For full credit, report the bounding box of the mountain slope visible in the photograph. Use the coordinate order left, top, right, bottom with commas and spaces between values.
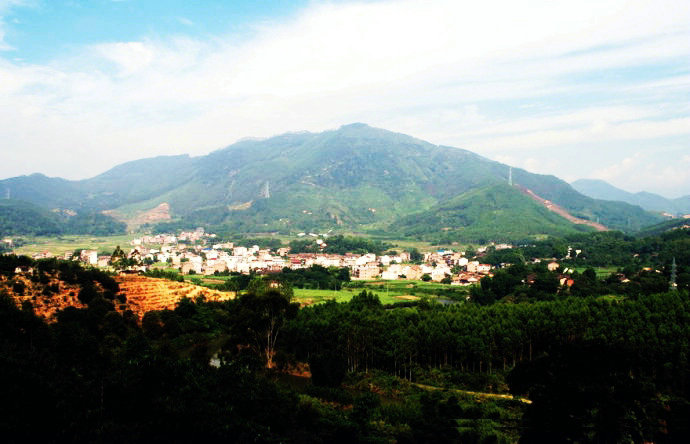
572, 178, 690, 215
393, 183, 594, 242
0, 124, 663, 239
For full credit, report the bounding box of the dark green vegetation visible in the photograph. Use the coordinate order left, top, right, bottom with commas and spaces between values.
288, 235, 394, 255
0, 199, 125, 236
284, 290, 690, 442
1, 124, 661, 241
573, 178, 690, 215
472, 228, 690, 305
521, 228, 690, 269
3, 239, 690, 442
1, 257, 521, 443
636, 217, 690, 237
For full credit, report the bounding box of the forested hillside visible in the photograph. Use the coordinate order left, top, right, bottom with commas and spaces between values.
1, 124, 661, 240
0, 200, 126, 236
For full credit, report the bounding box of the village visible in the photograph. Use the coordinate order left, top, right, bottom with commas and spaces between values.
20, 228, 516, 286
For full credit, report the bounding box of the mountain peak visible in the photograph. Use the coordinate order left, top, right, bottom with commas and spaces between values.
339, 122, 370, 130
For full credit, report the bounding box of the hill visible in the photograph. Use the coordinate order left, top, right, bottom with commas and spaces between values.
0, 124, 662, 240
394, 183, 595, 243
572, 178, 690, 215
0, 255, 232, 321
0, 199, 126, 237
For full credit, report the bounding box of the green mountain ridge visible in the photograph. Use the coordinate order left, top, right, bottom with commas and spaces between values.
0, 123, 662, 240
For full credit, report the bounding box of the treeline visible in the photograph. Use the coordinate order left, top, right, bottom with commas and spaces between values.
0, 199, 126, 236
281, 290, 690, 441
289, 235, 394, 255
516, 228, 690, 268
470, 261, 679, 305
4, 253, 690, 441
282, 292, 690, 378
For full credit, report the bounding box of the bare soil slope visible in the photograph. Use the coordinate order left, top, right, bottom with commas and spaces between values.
114, 275, 234, 318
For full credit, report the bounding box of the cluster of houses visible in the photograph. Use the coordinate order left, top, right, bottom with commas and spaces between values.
6, 228, 532, 284
52, 230, 496, 284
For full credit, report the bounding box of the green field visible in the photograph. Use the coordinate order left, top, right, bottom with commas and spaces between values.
175, 275, 463, 306
13, 234, 140, 257
293, 280, 467, 306
573, 266, 619, 278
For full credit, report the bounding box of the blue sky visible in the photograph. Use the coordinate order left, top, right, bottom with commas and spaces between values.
3, 1, 307, 62
1, 0, 689, 197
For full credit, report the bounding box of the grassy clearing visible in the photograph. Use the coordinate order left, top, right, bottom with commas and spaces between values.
14, 234, 139, 257
573, 266, 618, 278
293, 280, 465, 306
293, 287, 405, 305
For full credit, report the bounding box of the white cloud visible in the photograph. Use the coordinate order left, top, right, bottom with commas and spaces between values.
93, 41, 155, 76
0, 0, 689, 196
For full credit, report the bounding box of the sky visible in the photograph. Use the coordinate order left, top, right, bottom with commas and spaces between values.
0, 0, 689, 198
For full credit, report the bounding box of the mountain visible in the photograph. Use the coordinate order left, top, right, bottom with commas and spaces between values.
572, 179, 690, 215
0, 124, 662, 240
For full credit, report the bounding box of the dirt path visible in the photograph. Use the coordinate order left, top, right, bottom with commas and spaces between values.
516, 186, 608, 231
412, 382, 532, 404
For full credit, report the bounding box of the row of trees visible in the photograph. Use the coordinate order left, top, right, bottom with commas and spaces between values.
280, 290, 690, 441
282, 290, 690, 381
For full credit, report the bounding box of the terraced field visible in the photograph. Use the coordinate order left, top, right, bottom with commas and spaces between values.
2, 273, 235, 322
114, 275, 235, 318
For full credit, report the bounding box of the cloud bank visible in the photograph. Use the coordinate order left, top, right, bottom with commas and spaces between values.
1, 0, 689, 196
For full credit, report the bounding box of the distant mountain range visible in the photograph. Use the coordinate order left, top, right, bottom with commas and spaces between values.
572, 179, 690, 216
0, 123, 663, 242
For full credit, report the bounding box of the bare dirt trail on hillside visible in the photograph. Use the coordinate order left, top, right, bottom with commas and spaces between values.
516, 186, 608, 231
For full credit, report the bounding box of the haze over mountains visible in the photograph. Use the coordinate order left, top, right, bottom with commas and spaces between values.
572, 179, 690, 216
1, 124, 663, 242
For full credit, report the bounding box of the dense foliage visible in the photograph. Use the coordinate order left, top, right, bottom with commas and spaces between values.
273, 265, 351, 290
289, 235, 393, 255
282, 290, 690, 441
2, 276, 516, 443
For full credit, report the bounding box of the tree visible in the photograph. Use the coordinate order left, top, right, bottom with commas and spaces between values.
408, 248, 423, 264
236, 290, 299, 368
